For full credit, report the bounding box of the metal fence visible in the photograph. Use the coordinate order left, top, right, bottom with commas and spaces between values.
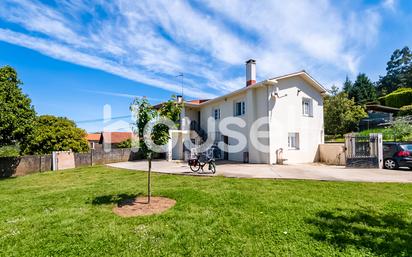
345, 133, 383, 168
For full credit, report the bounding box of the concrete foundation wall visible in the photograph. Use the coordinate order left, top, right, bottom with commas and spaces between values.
55, 151, 75, 170
318, 143, 346, 165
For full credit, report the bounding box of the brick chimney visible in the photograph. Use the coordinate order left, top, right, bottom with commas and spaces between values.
246, 59, 256, 87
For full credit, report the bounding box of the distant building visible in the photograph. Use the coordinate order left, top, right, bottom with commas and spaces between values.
86, 133, 102, 150
359, 105, 400, 131
85, 132, 133, 150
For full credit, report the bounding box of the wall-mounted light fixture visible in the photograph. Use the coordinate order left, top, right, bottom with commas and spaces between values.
271, 87, 287, 98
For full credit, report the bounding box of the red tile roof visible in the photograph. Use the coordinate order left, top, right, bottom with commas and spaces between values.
188, 99, 209, 104
86, 133, 101, 141
102, 132, 133, 144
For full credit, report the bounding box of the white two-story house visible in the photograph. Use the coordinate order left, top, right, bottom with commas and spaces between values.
168, 59, 326, 164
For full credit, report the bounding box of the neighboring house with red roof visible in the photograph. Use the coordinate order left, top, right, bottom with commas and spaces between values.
86, 133, 102, 150
85, 132, 133, 150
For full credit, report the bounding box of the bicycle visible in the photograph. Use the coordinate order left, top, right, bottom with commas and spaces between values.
188, 153, 216, 174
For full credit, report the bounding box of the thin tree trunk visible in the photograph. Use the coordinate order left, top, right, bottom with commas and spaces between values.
147, 156, 152, 204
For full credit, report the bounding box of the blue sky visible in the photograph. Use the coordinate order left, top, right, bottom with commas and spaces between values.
0, 0, 411, 132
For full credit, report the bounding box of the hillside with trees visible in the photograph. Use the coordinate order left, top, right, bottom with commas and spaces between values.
325, 46, 412, 139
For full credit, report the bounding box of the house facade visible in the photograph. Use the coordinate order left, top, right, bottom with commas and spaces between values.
168, 60, 326, 164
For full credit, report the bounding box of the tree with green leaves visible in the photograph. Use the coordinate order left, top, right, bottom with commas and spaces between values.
348, 73, 377, 104
377, 46, 412, 95
24, 115, 89, 155
342, 76, 353, 94
0, 66, 36, 153
130, 96, 181, 203
324, 91, 368, 136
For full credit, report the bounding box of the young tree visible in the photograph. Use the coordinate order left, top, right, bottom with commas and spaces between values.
349, 73, 377, 104
0, 66, 36, 153
324, 91, 368, 136
25, 115, 89, 154
130, 96, 181, 203
377, 46, 412, 95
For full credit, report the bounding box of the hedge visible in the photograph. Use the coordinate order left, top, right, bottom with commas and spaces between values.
398, 104, 412, 116
380, 87, 412, 108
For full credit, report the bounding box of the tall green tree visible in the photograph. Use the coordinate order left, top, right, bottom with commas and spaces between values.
324, 91, 368, 136
377, 46, 412, 95
25, 115, 89, 155
130, 96, 181, 203
0, 66, 36, 153
348, 73, 377, 104
342, 76, 353, 94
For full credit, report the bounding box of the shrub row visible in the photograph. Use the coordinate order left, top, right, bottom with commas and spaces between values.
398, 104, 412, 116
379, 87, 412, 108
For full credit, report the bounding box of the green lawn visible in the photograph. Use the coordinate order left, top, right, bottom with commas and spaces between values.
1, 166, 412, 257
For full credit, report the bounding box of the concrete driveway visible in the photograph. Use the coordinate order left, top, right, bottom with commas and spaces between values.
107, 160, 412, 183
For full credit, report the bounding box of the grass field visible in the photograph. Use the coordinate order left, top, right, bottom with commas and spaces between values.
1, 166, 412, 257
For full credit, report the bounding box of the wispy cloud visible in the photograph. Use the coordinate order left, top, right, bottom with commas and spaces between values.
80, 89, 164, 102
382, 0, 396, 11
0, 0, 384, 95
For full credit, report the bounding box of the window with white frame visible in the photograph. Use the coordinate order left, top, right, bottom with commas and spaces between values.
235, 101, 245, 116
213, 108, 221, 120
288, 133, 300, 149
302, 98, 313, 117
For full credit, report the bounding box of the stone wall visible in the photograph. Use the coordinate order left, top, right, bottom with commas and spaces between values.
0, 155, 52, 177
0, 148, 152, 178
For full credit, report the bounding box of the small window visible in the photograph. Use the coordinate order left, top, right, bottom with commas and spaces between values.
235, 101, 245, 116
213, 108, 221, 120
288, 133, 299, 149
302, 98, 313, 117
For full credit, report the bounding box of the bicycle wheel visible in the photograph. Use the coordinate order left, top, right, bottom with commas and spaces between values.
189, 160, 201, 172
209, 161, 216, 174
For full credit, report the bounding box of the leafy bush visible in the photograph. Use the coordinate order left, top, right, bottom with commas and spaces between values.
380, 88, 412, 108
392, 118, 412, 141
398, 104, 412, 116
117, 139, 131, 148
359, 128, 396, 141
0, 145, 20, 157
360, 118, 412, 141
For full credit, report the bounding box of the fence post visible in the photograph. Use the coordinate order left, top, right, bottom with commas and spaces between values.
91, 149, 93, 166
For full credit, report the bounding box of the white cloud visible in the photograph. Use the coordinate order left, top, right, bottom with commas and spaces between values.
0, 0, 384, 96
80, 89, 164, 102
382, 0, 396, 11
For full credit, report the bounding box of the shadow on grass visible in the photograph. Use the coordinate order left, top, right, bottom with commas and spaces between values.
306, 208, 412, 256
91, 193, 141, 206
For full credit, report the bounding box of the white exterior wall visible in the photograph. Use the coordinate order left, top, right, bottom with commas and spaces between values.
199, 92, 249, 162
182, 76, 323, 164
268, 77, 324, 164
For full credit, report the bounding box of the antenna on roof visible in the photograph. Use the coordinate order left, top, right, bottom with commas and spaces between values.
176, 73, 184, 100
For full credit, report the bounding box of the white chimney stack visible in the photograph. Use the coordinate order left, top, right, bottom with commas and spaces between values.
246, 59, 256, 87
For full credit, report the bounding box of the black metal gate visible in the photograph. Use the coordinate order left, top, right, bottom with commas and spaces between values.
345, 134, 381, 168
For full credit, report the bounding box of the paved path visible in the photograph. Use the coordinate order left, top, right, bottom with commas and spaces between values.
107, 160, 412, 183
